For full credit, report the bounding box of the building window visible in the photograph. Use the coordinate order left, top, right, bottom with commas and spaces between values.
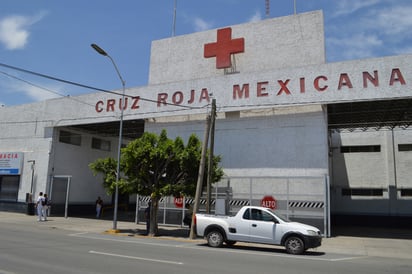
342, 188, 383, 197
59, 130, 81, 146
0, 176, 20, 202
92, 138, 111, 151
340, 145, 381, 153
400, 189, 412, 197
398, 144, 412, 151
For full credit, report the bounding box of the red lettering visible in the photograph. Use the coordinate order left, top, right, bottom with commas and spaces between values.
390, 68, 406, 86
131, 96, 140, 109
0, 153, 18, 159
157, 93, 168, 107
172, 91, 184, 105
119, 98, 127, 111
199, 88, 210, 103
233, 84, 249, 99
95, 101, 104, 113
277, 79, 291, 95
257, 81, 269, 97
314, 76, 328, 91
106, 99, 115, 112
363, 70, 379, 88
300, 77, 306, 93
262, 201, 276, 207
187, 90, 195, 104
338, 73, 353, 90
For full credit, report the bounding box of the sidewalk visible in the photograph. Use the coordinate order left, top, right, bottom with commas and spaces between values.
1, 211, 412, 259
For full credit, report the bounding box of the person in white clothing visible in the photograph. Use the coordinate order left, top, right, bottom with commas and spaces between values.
36, 192, 45, 221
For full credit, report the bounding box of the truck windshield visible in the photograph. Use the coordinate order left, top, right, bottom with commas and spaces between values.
267, 209, 290, 222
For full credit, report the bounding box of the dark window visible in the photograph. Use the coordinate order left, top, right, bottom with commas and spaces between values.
342, 188, 383, 196
398, 144, 412, 151
92, 138, 111, 151
59, 130, 81, 146
340, 145, 380, 153
400, 189, 412, 197
243, 208, 251, 220
0, 176, 20, 201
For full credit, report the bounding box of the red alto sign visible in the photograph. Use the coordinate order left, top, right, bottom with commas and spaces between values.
174, 196, 184, 208
261, 195, 277, 210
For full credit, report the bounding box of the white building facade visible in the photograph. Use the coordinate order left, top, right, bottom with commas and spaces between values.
1, 11, 411, 230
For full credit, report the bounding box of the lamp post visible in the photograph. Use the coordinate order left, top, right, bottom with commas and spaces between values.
27, 160, 35, 196
91, 43, 126, 231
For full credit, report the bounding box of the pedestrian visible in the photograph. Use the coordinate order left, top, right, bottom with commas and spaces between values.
35, 192, 45, 221
42, 193, 49, 221
95, 196, 103, 218
144, 201, 151, 235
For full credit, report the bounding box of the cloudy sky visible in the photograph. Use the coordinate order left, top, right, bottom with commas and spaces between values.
0, 0, 411, 107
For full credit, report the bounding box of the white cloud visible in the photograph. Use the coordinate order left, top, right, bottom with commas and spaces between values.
333, 0, 380, 17
370, 6, 412, 36
23, 84, 61, 101
193, 17, 213, 32
327, 33, 382, 60
0, 12, 47, 50
326, 1, 412, 60
248, 10, 262, 22
1, 74, 62, 103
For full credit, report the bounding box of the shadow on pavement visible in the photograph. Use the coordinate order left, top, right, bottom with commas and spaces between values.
194, 242, 325, 256
331, 225, 412, 240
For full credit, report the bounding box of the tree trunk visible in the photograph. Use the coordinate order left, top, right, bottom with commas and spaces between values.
149, 196, 159, 236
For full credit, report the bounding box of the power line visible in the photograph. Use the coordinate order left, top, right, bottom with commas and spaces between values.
0, 62, 205, 110
0, 70, 96, 108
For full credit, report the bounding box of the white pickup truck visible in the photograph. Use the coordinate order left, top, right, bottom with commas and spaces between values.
195, 206, 322, 254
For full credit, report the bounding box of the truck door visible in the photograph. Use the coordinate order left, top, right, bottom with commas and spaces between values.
247, 208, 278, 244
228, 211, 252, 242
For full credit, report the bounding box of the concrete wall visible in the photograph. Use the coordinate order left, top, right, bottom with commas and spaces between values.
331, 128, 412, 216
0, 114, 52, 202
149, 11, 325, 85
146, 104, 329, 185
0, 123, 115, 205
49, 128, 118, 205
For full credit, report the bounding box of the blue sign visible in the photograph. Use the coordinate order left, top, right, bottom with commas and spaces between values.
0, 152, 23, 175
0, 169, 19, 175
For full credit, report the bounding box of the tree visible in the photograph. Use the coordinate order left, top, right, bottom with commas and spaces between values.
122, 129, 223, 236
89, 129, 223, 236
89, 157, 131, 195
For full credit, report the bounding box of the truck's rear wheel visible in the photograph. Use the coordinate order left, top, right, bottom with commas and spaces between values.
206, 230, 224, 247
285, 236, 305, 255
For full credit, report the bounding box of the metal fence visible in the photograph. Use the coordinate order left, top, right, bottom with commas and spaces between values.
136, 175, 330, 237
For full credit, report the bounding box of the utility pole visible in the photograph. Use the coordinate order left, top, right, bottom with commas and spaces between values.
190, 114, 211, 239
172, 0, 177, 36
206, 99, 216, 213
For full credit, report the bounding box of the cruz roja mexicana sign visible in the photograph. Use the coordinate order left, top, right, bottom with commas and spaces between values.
94, 55, 411, 115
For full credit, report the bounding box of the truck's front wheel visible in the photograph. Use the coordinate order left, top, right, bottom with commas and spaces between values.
285, 236, 305, 255
206, 230, 224, 248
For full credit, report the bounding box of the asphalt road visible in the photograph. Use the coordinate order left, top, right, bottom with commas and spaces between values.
0, 221, 411, 274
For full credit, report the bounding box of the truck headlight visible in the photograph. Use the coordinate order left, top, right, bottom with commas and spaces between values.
306, 230, 319, 236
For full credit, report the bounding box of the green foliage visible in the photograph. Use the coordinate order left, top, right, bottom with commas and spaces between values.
89, 128, 223, 236
89, 157, 132, 195
122, 129, 223, 198
89, 129, 223, 200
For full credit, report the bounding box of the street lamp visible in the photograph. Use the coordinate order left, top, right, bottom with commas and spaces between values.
27, 160, 35, 196
91, 43, 126, 231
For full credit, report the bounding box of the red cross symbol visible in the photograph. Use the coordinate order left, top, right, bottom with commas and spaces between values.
204, 27, 245, 69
